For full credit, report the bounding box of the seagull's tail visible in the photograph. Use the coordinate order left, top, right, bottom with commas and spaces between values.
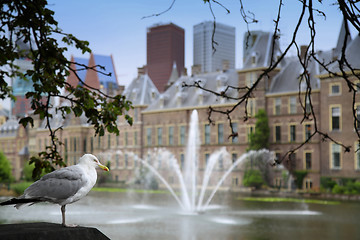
0, 197, 42, 209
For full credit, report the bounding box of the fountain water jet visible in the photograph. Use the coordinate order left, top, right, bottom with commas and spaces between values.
132, 110, 275, 213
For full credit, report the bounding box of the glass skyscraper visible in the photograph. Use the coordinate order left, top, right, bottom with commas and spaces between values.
193, 21, 235, 73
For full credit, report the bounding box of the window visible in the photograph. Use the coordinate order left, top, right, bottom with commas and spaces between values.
251, 56, 256, 65
355, 142, 360, 170
330, 83, 341, 95
157, 127, 163, 145
356, 105, 360, 130
274, 178, 282, 188
218, 155, 224, 169
146, 128, 152, 146
331, 143, 341, 169
247, 98, 256, 116
134, 131, 138, 145
168, 126, 174, 145
275, 98, 281, 115
205, 153, 210, 167
289, 153, 297, 170
305, 95, 311, 114
275, 125, 281, 142
218, 123, 224, 144
246, 73, 256, 87
180, 153, 185, 169
115, 154, 119, 169
305, 179, 313, 190
247, 125, 255, 143
124, 154, 128, 168
305, 152, 312, 170
73, 137, 77, 152
289, 96, 297, 114
232, 177, 239, 186
331, 106, 341, 131
83, 138, 87, 152
305, 124, 312, 141
290, 124, 296, 142
134, 108, 138, 122
274, 152, 282, 168
232, 153, 238, 168
204, 124, 211, 144
64, 138, 68, 164
355, 80, 360, 92
180, 126, 186, 145
125, 132, 128, 146
231, 123, 238, 143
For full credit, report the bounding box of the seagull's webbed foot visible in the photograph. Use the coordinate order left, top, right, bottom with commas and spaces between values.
62, 223, 78, 228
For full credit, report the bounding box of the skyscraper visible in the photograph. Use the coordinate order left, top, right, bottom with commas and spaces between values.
193, 21, 235, 73
147, 23, 185, 92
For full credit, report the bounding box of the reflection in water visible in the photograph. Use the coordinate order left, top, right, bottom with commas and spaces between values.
1, 192, 360, 240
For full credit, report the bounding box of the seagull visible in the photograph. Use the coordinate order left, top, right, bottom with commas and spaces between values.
0, 154, 109, 227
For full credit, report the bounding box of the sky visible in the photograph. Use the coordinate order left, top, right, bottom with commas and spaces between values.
47, 0, 348, 87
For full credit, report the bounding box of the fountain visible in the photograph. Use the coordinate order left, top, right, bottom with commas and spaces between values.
132, 110, 275, 213
1, 110, 332, 239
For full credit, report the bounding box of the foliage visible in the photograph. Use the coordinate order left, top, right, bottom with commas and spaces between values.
11, 181, 32, 195
145, 176, 159, 190
248, 109, 270, 151
0, 152, 13, 183
92, 187, 169, 194
331, 179, 360, 195
243, 150, 273, 187
243, 169, 264, 189
23, 162, 45, 181
238, 197, 340, 205
293, 170, 308, 189
1, 0, 133, 178
320, 177, 337, 192
132, 166, 159, 190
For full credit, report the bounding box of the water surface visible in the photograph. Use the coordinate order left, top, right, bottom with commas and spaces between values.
1, 191, 359, 240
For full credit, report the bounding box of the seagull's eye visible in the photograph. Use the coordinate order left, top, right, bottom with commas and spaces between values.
93, 159, 97, 163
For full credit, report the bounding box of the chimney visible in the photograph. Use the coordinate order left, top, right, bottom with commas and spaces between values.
137, 65, 147, 77
222, 60, 230, 72
191, 65, 202, 75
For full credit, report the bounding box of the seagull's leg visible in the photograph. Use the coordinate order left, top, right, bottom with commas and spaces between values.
61, 205, 66, 227
61, 204, 77, 227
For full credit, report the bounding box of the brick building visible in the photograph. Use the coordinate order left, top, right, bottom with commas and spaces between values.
6, 23, 360, 191
0, 118, 28, 180
147, 23, 185, 92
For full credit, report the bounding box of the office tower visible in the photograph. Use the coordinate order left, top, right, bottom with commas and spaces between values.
193, 21, 235, 73
147, 23, 185, 92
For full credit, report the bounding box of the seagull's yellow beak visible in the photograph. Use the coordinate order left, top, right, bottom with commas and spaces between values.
98, 163, 109, 171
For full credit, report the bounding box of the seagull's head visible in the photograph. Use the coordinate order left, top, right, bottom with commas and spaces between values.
80, 154, 109, 171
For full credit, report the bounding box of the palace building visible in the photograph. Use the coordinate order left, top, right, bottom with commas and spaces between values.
3, 23, 360, 192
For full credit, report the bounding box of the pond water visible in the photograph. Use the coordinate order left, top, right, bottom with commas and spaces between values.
1, 191, 360, 240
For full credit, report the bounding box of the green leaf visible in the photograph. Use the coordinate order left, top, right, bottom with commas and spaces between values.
19, 117, 34, 128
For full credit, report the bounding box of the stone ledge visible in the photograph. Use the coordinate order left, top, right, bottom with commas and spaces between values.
0, 222, 110, 240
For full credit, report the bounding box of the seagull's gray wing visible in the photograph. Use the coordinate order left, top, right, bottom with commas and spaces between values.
24, 165, 86, 203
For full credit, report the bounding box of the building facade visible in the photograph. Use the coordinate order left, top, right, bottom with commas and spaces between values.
147, 23, 185, 92
4, 23, 360, 191
193, 21, 235, 73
